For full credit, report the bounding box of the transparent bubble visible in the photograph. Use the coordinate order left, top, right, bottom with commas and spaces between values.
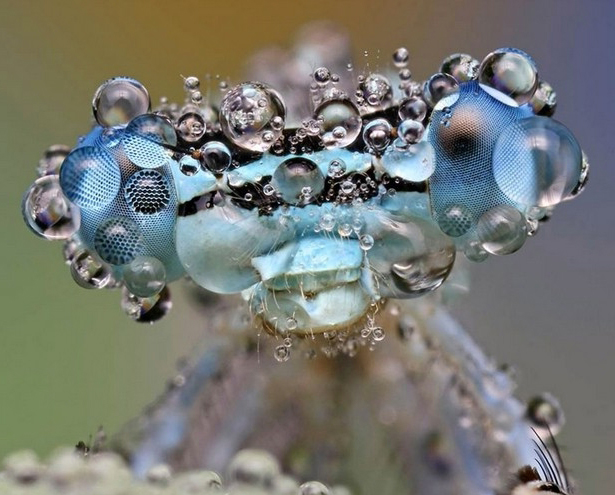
440, 53, 480, 82
478, 48, 538, 104
372, 327, 385, 341
526, 392, 565, 436
22, 175, 80, 240
492, 116, 582, 207
381, 141, 435, 182
438, 203, 474, 237
359, 234, 374, 250
463, 241, 489, 262
179, 156, 199, 176
423, 73, 459, 107
274, 345, 291, 362
263, 183, 276, 196
123, 114, 177, 169
476, 205, 527, 255
398, 97, 427, 122
219, 82, 286, 152
123, 256, 166, 298
530, 80, 557, 116
176, 112, 206, 143
398, 119, 425, 145
390, 248, 455, 296
313, 67, 331, 85
121, 286, 172, 323
315, 98, 361, 149
228, 449, 280, 486
319, 213, 335, 231
358, 73, 393, 110
300, 481, 330, 495
272, 157, 325, 204
392, 47, 409, 67
183, 76, 200, 91
92, 77, 150, 127
200, 141, 232, 174
70, 250, 113, 289
568, 150, 589, 199
37, 144, 70, 177
362, 118, 392, 154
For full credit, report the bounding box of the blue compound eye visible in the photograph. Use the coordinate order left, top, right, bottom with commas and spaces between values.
124, 170, 171, 214
59, 146, 121, 210
94, 217, 145, 266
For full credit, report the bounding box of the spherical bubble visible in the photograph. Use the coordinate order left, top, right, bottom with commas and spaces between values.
476, 205, 527, 255
359, 234, 374, 250
423, 73, 459, 107
70, 250, 113, 289
438, 203, 474, 237
200, 141, 232, 174
219, 82, 286, 152
300, 482, 330, 495
525, 392, 565, 436
121, 286, 171, 323
530, 80, 557, 117
313, 67, 331, 85
59, 146, 121, 210
478, 48, 538, 104
176, 112, 206, 144
440, 53, 480, 82
272, 157, 325, 204
381, 141, 435, 182
179, 156, 199, 176
274, 345, 291, 362
398, 119, 425, 145
123, 256, 166, 297
398, 97, 427, 122
122, 114, 177, 169
94, 217, 144, 266
183, 76, 200, 92
315, 97, 362, 149
227, 449, 280, 487
362, 118, 392, 154
327, 159, 346, 178
358, 73, 393, 110
492, 116, 582, 207
37, 144, 71, 177
92, 77, 150, 127
22, 175, 80, 240
392, 47, 410, 67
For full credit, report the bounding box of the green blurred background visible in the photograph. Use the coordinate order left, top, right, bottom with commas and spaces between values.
1, 0, 613, 492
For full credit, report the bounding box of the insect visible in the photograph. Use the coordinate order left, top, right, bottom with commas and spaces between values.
23, 46, 587, 355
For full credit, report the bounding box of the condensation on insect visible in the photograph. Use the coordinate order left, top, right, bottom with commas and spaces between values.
23, 46, 587, 359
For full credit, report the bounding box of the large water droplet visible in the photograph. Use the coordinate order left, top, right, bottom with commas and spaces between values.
440, 53, 479, 82
70, 250, 113, 289
358, 73, 393, 110
526, 392, 565, 436
219, 82, 286, 152
22, 175, 80, 240
121, 286, 172, 323
227, 449, 280, 487
200, 141, 232, 174
362, 118, 392, 154
123, 256, 166, 298
476, 205, 527, 255
314, 98, 361, 149
478, 48, 538, 104
272, 157, 324, 204
423, 73, 459, 107
92, 77, 150, 127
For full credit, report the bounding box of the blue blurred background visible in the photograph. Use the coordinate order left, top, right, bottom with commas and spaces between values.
0, 0, 613, 492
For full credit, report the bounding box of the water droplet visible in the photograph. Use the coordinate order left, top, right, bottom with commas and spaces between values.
440, 53, 479, 82
423, 73, 459, 107
478, 48, 538, 104
176, 112, 206, 143
398, 119, 425, 145
70, 250, 112, 289
200, 141, 232, 174
327, 159, 346, 178
300, 481, 330, 495
358, 73, 393, 110
493, 116, 582, 207
121, 286, 171, 323
359, 234, 374, 250
93, 77, 150, 127
219, 82, 286, 152
179, 155, 199, 176
37, 144, 71, 177
398, 97, 427, 122
263, 183, 276, 196
363, 118, 392, 154
392, 47, 409, 67
530, 80, 557, 116
372, 326, 385, 341
438, 204, 474, 237
319, 213, 335, 232
476, 205, 527, 255
526, 392, 565, 436
314, 67, 331, 85
228, 449, 281, 486
183, 76, 200, 91
340, 180, 355, 195
190, 90, 203, 104
123, 256, 166, 298
315, 98, 361, 149
272, 157, 324, 204
22, 175, 80, 240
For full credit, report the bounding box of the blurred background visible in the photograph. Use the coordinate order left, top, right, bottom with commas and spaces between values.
0, 0, 613, 492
